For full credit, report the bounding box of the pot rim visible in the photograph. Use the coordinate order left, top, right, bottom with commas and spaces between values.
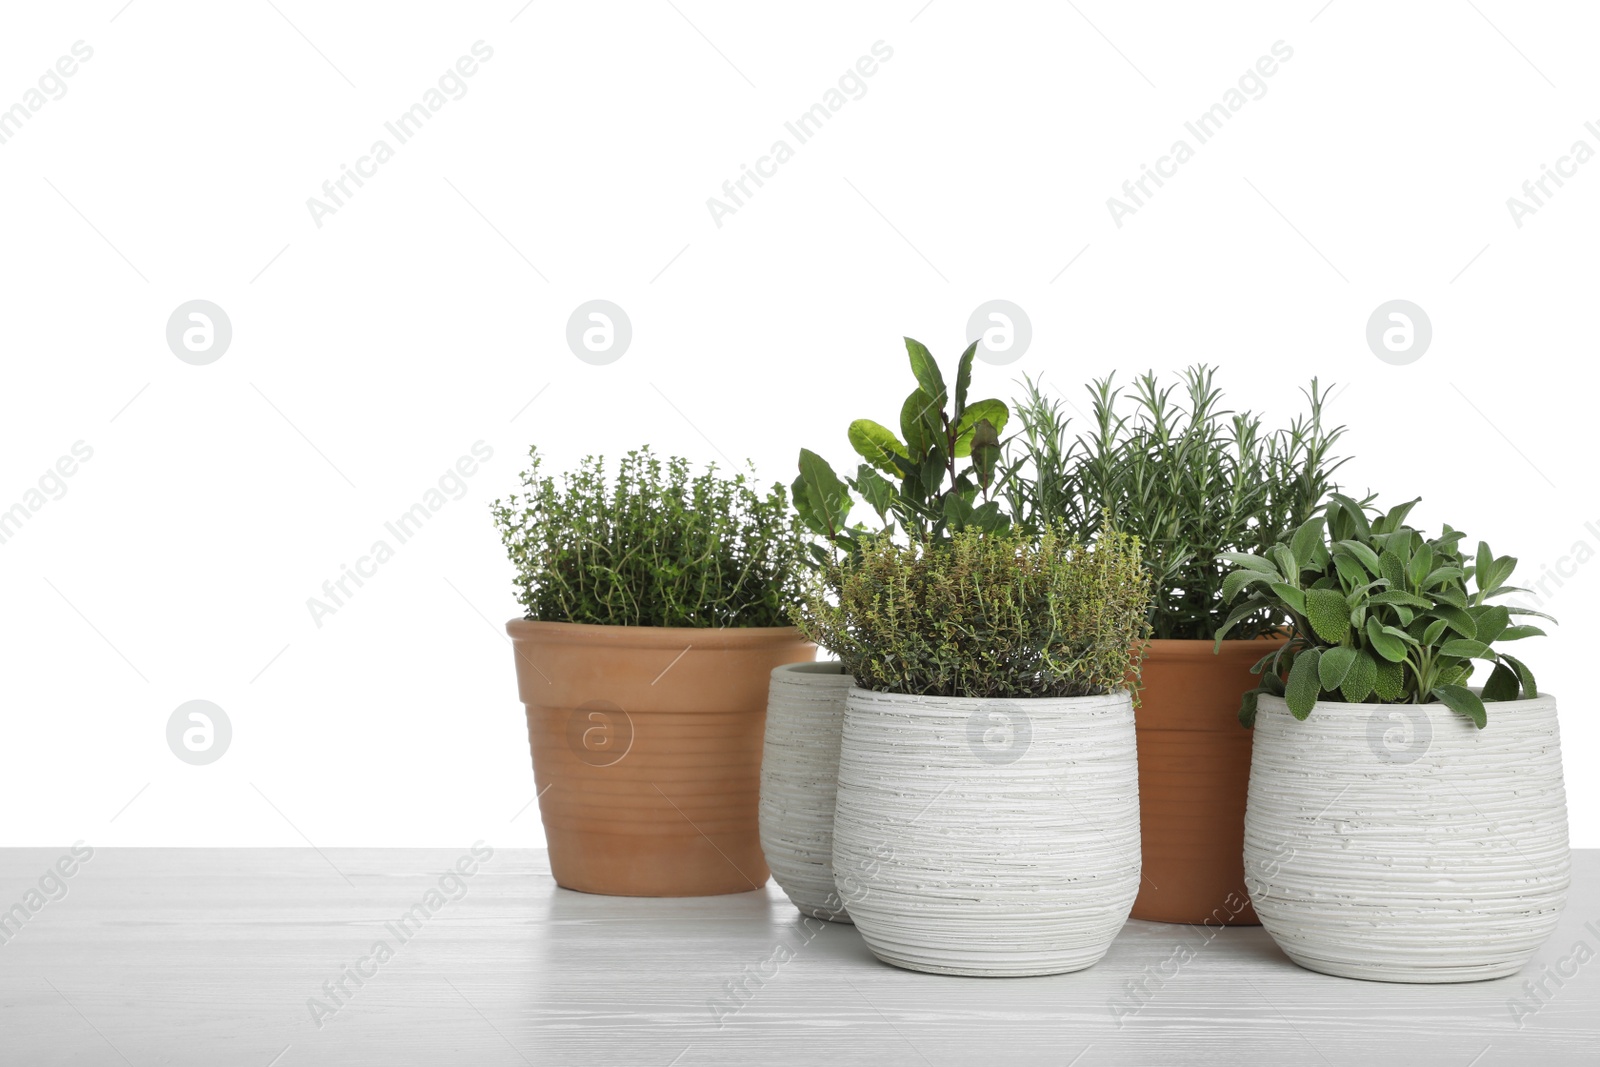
1256, 689, 1558, 713
772, 660, 853, 679
505, 617, 810, 649
844, 684, 1131, 710
1144, 636, 1287, 659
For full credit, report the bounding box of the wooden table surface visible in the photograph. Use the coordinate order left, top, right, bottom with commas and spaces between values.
0, 848, 1595, 1066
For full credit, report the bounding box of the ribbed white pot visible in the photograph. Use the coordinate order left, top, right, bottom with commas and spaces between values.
833, 687, 1141, 976
1246, 692, 1570, 983
759, 662, 856, 923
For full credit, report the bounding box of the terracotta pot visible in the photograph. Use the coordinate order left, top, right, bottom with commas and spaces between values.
506, 619, 815, 897
1131, 637, 1282, 926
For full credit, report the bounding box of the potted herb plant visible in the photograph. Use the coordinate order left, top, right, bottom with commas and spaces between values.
492, 447, 813, 897
797, 526, 1153, 976
760, 338, 1010, 924
1218, 495, 1569, 982
1007, 367, 1348, 926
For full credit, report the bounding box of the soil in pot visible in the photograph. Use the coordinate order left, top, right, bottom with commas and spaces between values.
507, 619, 815, 897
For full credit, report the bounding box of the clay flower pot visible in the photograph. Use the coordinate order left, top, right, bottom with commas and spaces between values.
1246, 692, 1570, 982
506, 619, 815, 897
1131, 637, 1282, 926
760, 661, 856, 923
832, 687, 1141, 976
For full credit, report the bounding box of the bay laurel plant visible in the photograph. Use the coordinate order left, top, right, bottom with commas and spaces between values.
1007, 367, 1349, 641
491, 446, 807, 628
794, 527, 1152, 699
1216, 494, 1553, 728
792, 337, 1011, 562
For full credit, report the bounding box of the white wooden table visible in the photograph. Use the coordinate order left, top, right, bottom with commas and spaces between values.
1, 848, 1594, 1066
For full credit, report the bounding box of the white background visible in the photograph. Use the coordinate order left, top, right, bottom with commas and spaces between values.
2, 1, 1595, 849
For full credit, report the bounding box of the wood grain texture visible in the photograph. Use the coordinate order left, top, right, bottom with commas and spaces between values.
1247, 693, 1570, 982
0, 847, 1596, 1066
760, 662, 856, 923
832, 689, 1141, 976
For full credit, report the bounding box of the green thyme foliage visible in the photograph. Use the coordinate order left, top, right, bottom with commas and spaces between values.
1218, 495, 1553, 728
793, 337, 1011, 562
1007, 366, 1349, 641
491, 447, 806, 628
794, 527, 1152, 699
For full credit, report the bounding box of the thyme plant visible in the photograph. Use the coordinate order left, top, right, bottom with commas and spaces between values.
491, 447, 806, 628
1007, 366, 1349, 641
794, 527, 1152, 699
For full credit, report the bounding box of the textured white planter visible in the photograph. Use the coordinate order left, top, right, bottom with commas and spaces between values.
759, 661, 856, 923
833, 687, 1141, 976
1245, 692, 1570, 983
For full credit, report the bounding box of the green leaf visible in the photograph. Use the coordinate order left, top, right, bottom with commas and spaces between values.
1330, 493, 1371, 540
1291, 517, 1327, 572
1372, 497, 1420, 534
968, 418, 1001, 489
1506, 605, 1558, 623
1334, 539, 1382, 575
953, 341, 976, 419
1365, 617, 1407, 662
1222, 568, 1270, 604
796, 449, 851, 536
1239, 688, 1261, 728
1318, 646, 1359, 690
1368, 590, 1434, 610
942, 491, 975, 529
903, 337, 946, 409
1429, 602, 1477, 640
953, 399, 1009, 456
1214, 595, 1273, 643
1270, 543, 1300, 583
900, 389, 940, 455
1472, 605, 1511, 644
1219, 552, 1276, 574
847, 420, 909, 476
1498, 625, 1547, 641
1373, 657, 1406, 700
1332, 552, 1370, 591
969, 499, 1008, 533
1271, 582, 1306, 616
1407, 542, 1435, 590
853, 464, 895, 522
1304, 587, 1352, 644
1482, 662, 1520, 702
1285, 649, 1323, 719
1422, 566, 1465, 590
1432, 683, 1487, 729
1500, 653, 1538, 698
1379, 550, 1407, 592
1439, 638, 1493, 660
1339, 650, 1378, 702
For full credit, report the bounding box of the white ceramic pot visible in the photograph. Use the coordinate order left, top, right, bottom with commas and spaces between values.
1245, 692, 1570, 983
832, 687, 1141, 976
760, 661, 856, 922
